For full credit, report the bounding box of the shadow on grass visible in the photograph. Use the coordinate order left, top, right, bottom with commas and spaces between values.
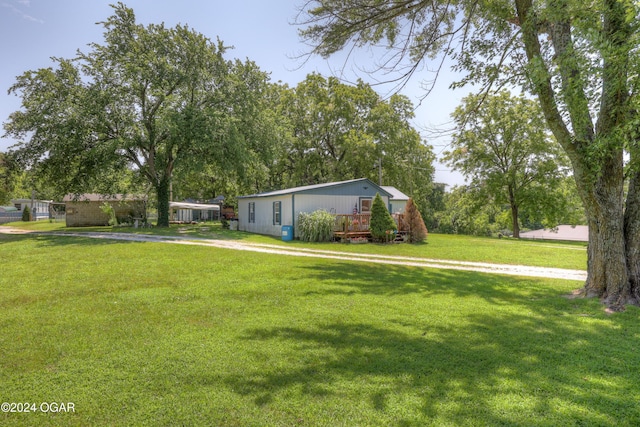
229, 317, 640, 425
299, 261, 567, 305
223, 262, 640, 425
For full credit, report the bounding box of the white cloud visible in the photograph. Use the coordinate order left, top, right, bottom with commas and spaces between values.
2, 1, 44, 24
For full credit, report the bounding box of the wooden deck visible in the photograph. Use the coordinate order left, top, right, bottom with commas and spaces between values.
333, 213, 407, 241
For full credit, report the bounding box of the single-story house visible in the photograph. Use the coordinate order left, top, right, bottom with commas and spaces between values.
520, 225, 588, 242
11, 199, 53, 220
382, 186, 410, 214
63, 194, 146, 227
237, 178, 398, 238
170, 200, 221, 223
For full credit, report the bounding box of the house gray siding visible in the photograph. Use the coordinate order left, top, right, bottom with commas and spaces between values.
389, 200, 407, 214
237, 179, 394, 238
238, 195, 293, 236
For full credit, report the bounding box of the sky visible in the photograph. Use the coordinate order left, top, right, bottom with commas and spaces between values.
0, 0, 466, 186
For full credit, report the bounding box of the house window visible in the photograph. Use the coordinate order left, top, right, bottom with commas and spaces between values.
273, 201, 281, 225
360, 198, 372, 213
248, 202, 255, 223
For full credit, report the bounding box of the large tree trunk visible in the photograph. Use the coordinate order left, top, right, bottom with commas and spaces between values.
624, 169, 640, 301
508, 186, 520, 238
156, 176, 171, 227
579, 154, 631, 309
514, 0, 636, 309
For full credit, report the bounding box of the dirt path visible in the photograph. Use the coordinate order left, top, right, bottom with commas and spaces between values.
2, 229, 585, 282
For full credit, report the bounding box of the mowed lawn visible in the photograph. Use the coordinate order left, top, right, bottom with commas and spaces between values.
5, 220, 589, 270
1, 232, 639, 426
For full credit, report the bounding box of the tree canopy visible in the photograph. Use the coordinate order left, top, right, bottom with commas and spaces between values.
4, 3, 274, 226
298, 0, 640, 309
444, 91, 571, 237
273, 73, 435, 213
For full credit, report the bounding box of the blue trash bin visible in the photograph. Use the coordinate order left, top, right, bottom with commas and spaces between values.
281, 225, 294, 241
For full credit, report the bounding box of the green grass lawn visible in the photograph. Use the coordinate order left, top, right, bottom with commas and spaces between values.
1, 231, 637, 426
2, 220, 587, 270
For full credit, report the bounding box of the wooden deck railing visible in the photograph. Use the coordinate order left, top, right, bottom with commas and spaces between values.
333, 213, 408, 234
334, 213, 372, 233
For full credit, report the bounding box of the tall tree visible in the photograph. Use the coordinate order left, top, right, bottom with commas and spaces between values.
4, 3, 266, 227
444, 91, 570, 238
298, 0, 640, 309
171, 66, 285, 202
275, 73, 435, 203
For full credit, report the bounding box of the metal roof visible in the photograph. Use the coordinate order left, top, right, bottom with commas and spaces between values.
170, 202, 220, 211
62, 194, 146, 202
238, 178, 392, 199
381, 186, 410, 201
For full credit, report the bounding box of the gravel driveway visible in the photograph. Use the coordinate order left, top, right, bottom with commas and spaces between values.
0, 228, 586, 282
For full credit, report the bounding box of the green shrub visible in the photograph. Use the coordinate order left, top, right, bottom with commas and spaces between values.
21, 206, 31, 222
298, 210, 336, 242
100, 202, 117, 226
370, 193, 397, 242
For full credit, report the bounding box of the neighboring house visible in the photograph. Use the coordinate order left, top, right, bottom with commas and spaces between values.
520, 225, 588, 242
237, 178, 394, 238
11, 199, 53, 220
171, 200, 221, 223
382, 186, 410, 214
63, 194, 146, 227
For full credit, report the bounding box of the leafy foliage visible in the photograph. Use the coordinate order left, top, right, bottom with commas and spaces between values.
444, 92, 574, 238
99, 202, 117, 226
297, 210, 336, 242
297, 0, 640, 306
405, 198, 428, 243
273, 74, 435, 203
370, 193, 396, 242
3, 4, 273, 227
436, 186, 502, 236
0, 152, 16, 205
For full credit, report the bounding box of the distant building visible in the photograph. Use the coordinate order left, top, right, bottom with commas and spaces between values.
63, 194, 146, 227
11, 199, 53, 220
170, 200, 221, 223
520, 225, 588, 242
